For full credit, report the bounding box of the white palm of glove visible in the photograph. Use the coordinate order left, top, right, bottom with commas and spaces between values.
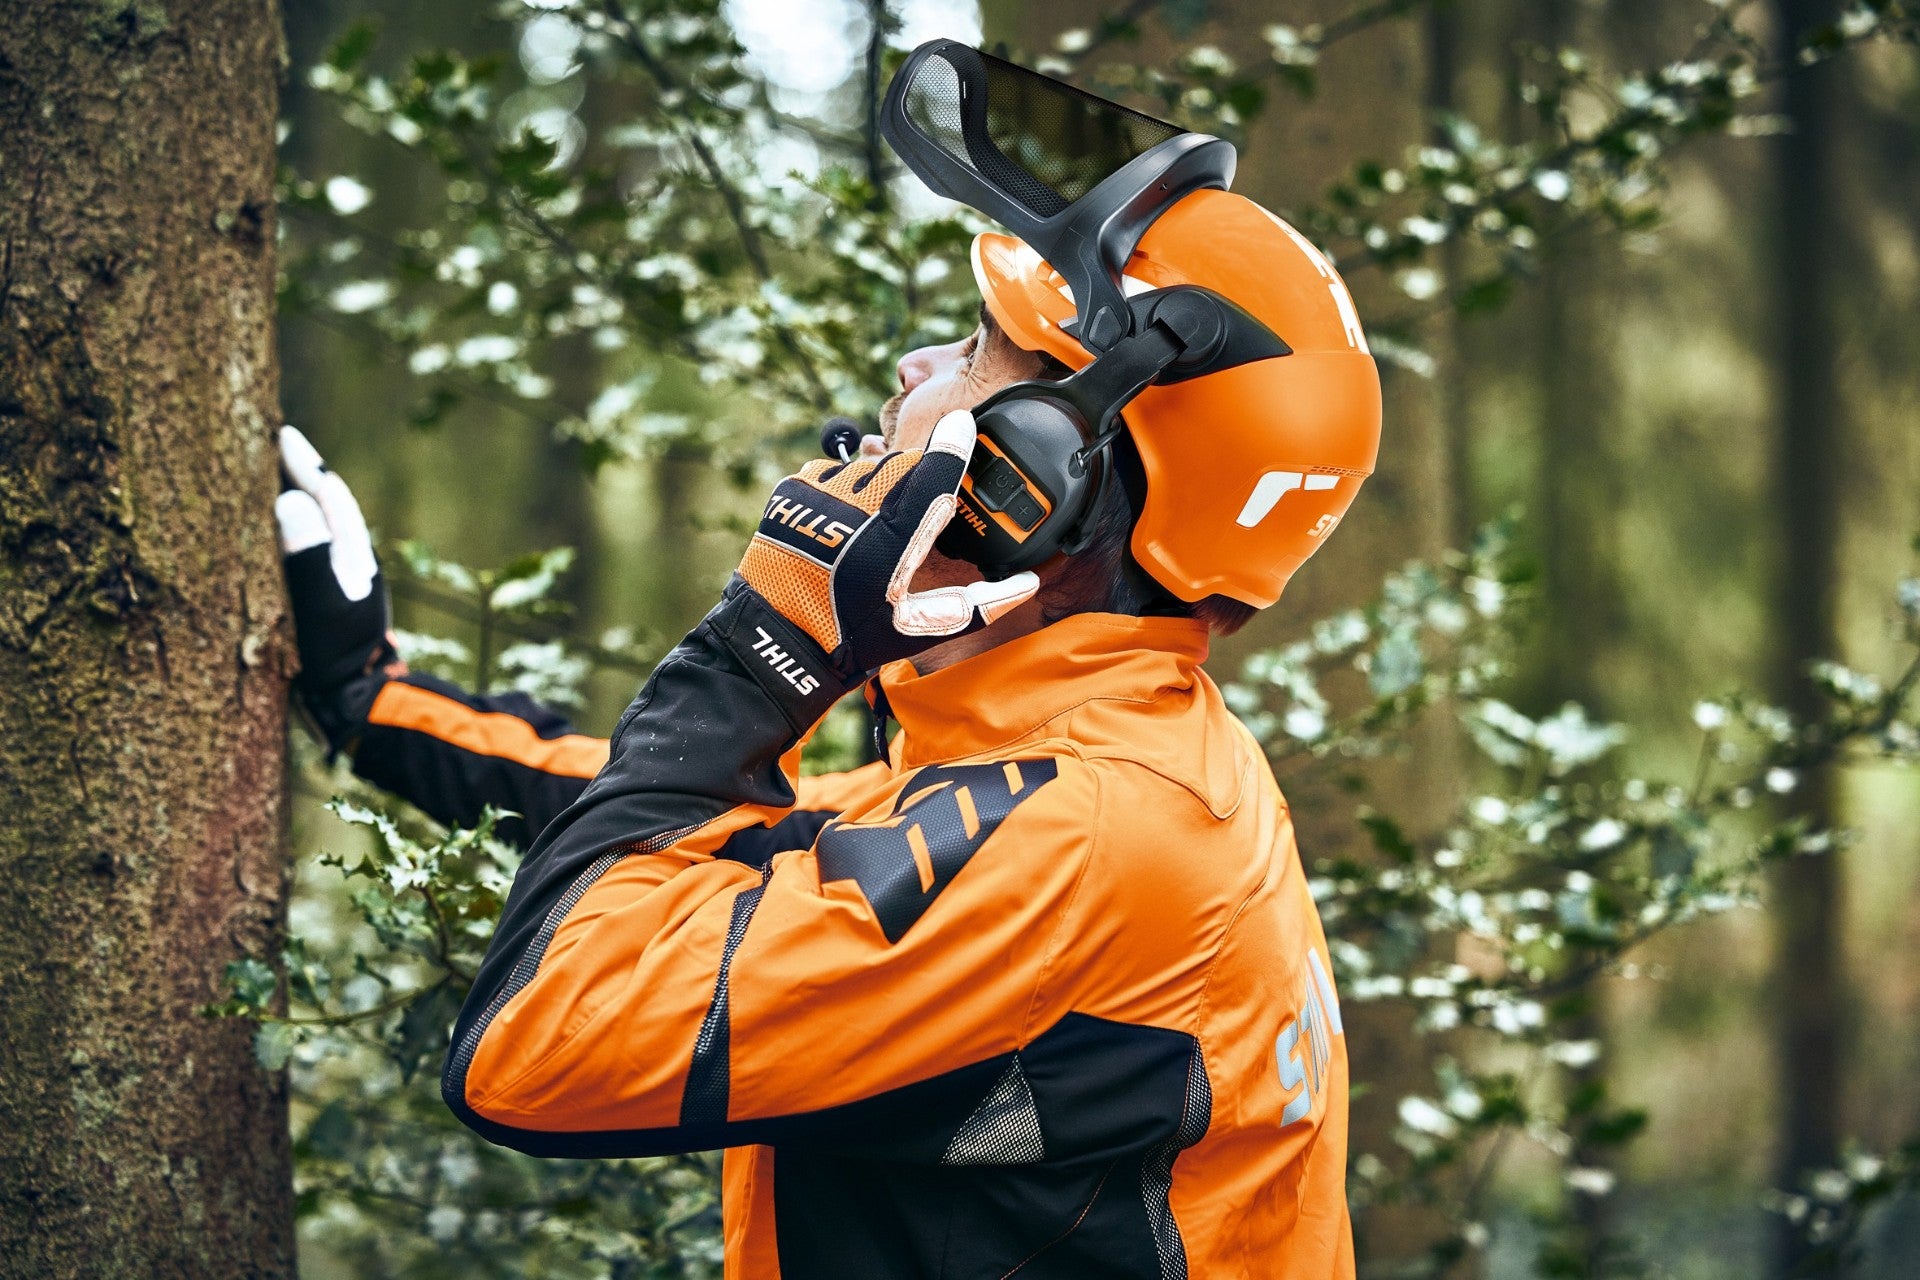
275, 426, 398, 715
276, 425, 377, 603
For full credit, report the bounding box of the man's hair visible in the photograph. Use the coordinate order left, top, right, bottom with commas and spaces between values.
980, 307, 1258, 637
1038, 444, 1259, 636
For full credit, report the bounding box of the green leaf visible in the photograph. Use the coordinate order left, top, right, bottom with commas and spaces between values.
1360, 810, 1419, 865
1222, 81, 1266, 119
224, 956, 278, 1008
395, 983, 466, 1081
1584, 1107, 1649, 1146
326, 22, 378, 73
407, 386, 460, 429
302, 1100, 358, 1161
490, 546, 576, 610
254, 1022, 296, 1072
1651, 825, 1699, 880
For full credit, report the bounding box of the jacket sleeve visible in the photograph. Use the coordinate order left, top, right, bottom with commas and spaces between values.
345, 668, 884, 852
441, 587, 1108, 1161
349, 672, 606, 848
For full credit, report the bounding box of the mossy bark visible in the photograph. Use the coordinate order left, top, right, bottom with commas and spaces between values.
0, 2, 294, 1276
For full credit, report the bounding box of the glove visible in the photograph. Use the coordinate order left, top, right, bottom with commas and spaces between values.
275, 425, 397, 753
734, 409, 1039, 687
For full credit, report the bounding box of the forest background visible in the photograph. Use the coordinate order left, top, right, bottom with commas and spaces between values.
1, 0, 1918, 1277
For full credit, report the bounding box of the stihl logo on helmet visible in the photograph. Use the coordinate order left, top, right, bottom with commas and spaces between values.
1235, 471, 1340, 530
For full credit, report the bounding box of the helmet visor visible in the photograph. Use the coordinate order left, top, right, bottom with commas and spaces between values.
882, 41, 1236, 350
889, 42, 1184, 222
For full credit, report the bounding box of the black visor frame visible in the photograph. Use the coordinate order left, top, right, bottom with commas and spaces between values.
879, 40, 1239, 354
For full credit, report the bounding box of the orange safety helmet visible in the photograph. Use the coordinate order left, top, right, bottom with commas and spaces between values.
973, 191, 1382, 609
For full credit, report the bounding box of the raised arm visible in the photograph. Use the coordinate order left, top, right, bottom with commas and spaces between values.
276, 425, 887, 848
442, 412, 1047, 1155
346, 666, 886, 855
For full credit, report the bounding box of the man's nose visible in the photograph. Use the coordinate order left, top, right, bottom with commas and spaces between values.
896, 346, 933, 393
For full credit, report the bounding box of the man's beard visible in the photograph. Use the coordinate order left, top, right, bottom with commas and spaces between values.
876, 388, 906, 446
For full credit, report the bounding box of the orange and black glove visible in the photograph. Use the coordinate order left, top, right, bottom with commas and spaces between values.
710, 409, 1039, 725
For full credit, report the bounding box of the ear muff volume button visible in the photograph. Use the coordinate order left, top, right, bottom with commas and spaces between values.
1004, 492, 1045, 530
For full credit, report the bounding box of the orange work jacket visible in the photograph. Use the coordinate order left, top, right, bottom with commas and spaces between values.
404, 610, 1352, 1278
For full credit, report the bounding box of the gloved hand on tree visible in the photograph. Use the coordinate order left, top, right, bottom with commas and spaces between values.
275, 425, 398, 756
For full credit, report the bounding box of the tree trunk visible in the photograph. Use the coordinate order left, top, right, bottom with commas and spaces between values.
1765, 1, 1847, 1275
0, 3, 293, 1276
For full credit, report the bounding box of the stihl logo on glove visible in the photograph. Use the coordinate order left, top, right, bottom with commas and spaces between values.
733, 412, 1039, 689
763, 492, 857, 553
757, 482, 866, 567
750, 627, 821, 697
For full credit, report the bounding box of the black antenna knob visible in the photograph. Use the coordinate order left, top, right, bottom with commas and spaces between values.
820, 417, 862, 462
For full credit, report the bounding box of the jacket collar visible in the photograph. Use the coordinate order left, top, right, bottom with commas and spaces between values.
878, 613, 1212, 769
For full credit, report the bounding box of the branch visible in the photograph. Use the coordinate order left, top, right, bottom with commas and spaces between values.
389, 575, 661, 677
1316, 0, 1439, 51
421, 883, 478, 985
1058, 0, 1435, 82
863, 0, 889, 197
596, 0, 835, 409
267, 978, 448, 1028
1055, 0, 1165, 77
1330, 0, 1911, 272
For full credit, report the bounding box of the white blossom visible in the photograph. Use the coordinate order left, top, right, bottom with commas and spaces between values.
1566, 1167, 1617, 1196
1547, 1039, 1603, 1068
324, 175, 372, 215
1399, 1096, 1457, 1137
1532, 170, 1572, 202
327, 280, 394, 314
454, 335, 521, 366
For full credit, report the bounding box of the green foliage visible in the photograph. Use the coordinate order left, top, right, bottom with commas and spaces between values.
390, 539, 658, 698
219, 547, 727, 1276
1771, 1139, 1920, 1277
251, 1, 1920, 1275
282, 0, 985, 467
1224, 535, 1920, 1274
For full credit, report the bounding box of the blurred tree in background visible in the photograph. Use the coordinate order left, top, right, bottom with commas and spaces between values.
235, 0, 1920, 1276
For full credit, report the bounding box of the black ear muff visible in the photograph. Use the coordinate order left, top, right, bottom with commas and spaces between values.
937, 286, 1288, 576
935, 391, 1094, 573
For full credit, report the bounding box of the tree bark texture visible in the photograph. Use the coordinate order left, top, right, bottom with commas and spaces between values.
0, 2, 293, 1276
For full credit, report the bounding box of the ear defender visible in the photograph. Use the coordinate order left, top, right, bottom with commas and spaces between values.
936, 286, 1289, 574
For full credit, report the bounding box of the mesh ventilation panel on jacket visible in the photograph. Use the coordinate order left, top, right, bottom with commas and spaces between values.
941, 1057, 1046, 1166
896, 45, 1183, 220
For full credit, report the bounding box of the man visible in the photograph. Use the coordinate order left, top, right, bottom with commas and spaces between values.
280, 44, 1380, 1279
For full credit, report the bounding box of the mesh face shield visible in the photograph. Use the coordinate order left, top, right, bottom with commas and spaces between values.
881, 41, 1237, 353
